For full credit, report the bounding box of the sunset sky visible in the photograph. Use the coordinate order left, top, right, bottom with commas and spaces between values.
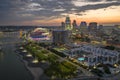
0, 0, 120, 26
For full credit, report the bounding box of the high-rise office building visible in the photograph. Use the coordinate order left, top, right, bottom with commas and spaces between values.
79, 21, 87, 33
52, 30, 69, 45
88, 22, 97, 31
72, 20, 77, 29
61, 22, 65, 30
65, 16, 72, 30
80, 21, 87, 28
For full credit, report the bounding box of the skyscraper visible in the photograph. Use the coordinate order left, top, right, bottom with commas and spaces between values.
61, 22, 65, 30
80, 21, 87, 28
52, 30, 69, 45
72, 20, 77, 29
65, 16, 72, 30
88, 22, 97, 31
79, 21, 87, 33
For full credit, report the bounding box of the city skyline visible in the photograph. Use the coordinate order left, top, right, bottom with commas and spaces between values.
0, 0, 120, 26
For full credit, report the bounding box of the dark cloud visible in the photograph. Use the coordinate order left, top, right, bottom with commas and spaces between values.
0, 0, 120, 25
106, 0, 119, 1
75, 2, 120, 14
85, 0, 101, 2
86, 0, 119, 2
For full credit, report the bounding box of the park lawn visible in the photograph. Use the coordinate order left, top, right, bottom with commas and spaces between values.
24, 43, 77, 79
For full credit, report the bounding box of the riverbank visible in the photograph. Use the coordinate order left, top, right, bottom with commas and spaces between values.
16, 51, 48, 80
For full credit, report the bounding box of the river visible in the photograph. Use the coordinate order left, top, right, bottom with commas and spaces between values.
0, 31, 33, 80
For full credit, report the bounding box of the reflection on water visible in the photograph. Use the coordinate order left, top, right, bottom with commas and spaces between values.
0, 52, 4, 61
0, 31, 33, 80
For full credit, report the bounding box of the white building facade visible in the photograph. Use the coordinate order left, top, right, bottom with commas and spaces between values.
69, 45, 120, 66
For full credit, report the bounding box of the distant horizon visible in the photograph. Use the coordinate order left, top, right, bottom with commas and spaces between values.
0, 22, 119, 27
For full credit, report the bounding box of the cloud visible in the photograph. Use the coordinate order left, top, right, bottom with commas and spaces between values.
0, 0, 120, 25
73, 1, 120, 14
71, 0, 118, 7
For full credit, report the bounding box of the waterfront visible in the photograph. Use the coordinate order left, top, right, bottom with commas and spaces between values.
0, 32, 33, 80
0, 29, 119, 80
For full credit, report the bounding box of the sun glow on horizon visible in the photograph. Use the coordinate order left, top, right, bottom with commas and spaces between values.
21, 6, 120, 26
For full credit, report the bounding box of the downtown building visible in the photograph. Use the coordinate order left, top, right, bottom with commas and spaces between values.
80, 21, 87, 29
68, 45, 120, 66
57, 16, 73, 45
79, 21, 88, 35
52, 30, 69, 45
65, 16, 73, 30
61, 22, 65, 30
88, 22, 98, 31
72, 20, 78, 30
